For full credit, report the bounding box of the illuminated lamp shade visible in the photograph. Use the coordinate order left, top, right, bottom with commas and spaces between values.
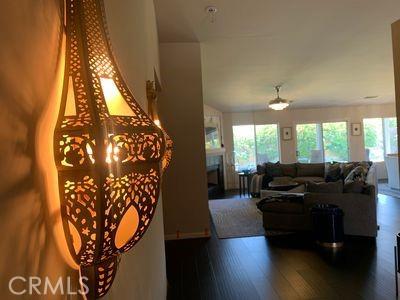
268, 99, 290, 111
54, 0, 172, 298
268, 85, 290, 111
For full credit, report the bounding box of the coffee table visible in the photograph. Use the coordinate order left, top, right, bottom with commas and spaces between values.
268, 181, 300, 191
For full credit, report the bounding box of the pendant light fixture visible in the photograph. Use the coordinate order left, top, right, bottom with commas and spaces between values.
54, 0, 172, 298
268, 85, 290, 111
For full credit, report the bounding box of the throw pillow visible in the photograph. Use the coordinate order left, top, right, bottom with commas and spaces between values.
344, 165, 369, 183
324, 163, 342, 182
257, 163, 267, 175
343, 181, 365, 194
306, 181, 343, 194
341, 162, 358, 179
265, 162, 283, 177
358, 161, 372, 170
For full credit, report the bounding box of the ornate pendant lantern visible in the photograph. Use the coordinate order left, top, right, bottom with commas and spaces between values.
54, 0, 172, 298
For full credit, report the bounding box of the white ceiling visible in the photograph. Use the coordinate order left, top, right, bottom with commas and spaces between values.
154, 0, 400, 112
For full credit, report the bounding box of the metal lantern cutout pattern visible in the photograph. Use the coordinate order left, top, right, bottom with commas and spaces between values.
54, 0, 172, 298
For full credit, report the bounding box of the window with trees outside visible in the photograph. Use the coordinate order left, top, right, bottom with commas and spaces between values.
296, 122, 349, 163
363, 118, 398, 162
233, 124, 280, 171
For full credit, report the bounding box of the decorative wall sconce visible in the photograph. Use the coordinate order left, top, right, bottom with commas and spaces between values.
146, 80, 173, 170
54, 0, 172, 298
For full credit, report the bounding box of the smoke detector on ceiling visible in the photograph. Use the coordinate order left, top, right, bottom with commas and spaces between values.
206, 6, 218, 14
205, 6, 218, 23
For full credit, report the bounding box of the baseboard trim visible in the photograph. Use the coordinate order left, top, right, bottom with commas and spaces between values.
165, 231, 211, 241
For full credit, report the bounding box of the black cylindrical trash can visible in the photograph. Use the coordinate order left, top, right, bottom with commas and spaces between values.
397, 233, 400, 270
311, 204, 344, 248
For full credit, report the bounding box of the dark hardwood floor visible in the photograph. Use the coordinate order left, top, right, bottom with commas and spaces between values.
165, 191, 400, 300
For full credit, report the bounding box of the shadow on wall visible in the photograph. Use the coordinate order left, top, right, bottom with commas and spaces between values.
0, 1, 80, 299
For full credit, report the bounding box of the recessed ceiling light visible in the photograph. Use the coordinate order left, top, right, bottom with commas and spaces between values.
364, 96, 379, 99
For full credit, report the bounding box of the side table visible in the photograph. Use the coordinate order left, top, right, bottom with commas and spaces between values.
238, 172, 252, 197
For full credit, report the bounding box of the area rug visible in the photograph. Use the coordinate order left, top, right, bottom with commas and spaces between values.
209, 198, 293, 239
379, 182, 400, 199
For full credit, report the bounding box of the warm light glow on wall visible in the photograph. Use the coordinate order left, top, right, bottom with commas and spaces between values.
54, 0, 172, 298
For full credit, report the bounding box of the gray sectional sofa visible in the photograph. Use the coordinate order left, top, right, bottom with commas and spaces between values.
259, 184, 377, 237
253, 161, 378, 197
255, 162, 378, 238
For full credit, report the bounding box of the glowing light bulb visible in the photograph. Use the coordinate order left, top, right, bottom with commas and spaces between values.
86, 144, 95, 164
106, 143, 113, 164
154, 119, 161, 128
113, 146, 119, 162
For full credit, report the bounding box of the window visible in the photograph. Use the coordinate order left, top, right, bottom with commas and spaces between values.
364, 117, 398, 162
322, 122, 349, 162
233, 124, 280, 171
384, 118, 398, 155
363, 118, 384, 161
296, 124, 321, 163
255, 124, 280, 164
296, 122, 349, 163
233, 125, 256, 171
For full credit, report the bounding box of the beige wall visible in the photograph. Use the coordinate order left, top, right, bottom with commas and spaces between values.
223, 103, 396, 188
0, 0, 166, 299
159, 43, 210, 240
393, 20, 400, 166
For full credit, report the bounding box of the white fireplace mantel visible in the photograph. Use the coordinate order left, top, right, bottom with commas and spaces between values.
206, 148, 226, 157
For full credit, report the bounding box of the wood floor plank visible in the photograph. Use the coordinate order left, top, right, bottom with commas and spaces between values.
166, 189, 400, 299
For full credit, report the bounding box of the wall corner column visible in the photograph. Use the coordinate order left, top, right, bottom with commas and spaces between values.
392, 20, 400, 168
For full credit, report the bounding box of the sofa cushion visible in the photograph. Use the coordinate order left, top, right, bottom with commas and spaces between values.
287, 184, 306, 193
259, 201, 304, 214
273, 176, 294, 183
306, 181, 343, 194
325, 162, 342, 182
293, 177, 325, 184
344, 181, 365, 194
280, 163, 297, 178
296, 163, 325, 177
265, 162, 283, 177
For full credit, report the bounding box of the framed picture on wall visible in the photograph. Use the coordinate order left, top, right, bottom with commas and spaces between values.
282, 127, 293, 141
351, 123, 362, 136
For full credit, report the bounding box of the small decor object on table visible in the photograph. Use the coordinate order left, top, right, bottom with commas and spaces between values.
282, 127, 293, 140
238, 172, 252, 197
311, 204, 344, 248
351, 123, 362, 136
